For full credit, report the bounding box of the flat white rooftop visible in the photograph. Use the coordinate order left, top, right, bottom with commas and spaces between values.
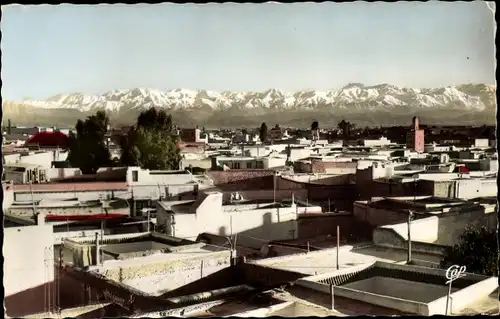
253, 245, 441, 276
93, 245, 225, 271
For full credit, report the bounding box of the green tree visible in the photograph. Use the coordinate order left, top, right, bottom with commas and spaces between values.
120, 108, 181, 170
337, 119, 355, 138
440, 226, 498, 276
259, 122, 268, 143
67, 111, 111, 174
311, 121, 319, 131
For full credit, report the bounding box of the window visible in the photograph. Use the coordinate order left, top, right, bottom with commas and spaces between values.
132, 170, 139, 182
233, 162, 241, 169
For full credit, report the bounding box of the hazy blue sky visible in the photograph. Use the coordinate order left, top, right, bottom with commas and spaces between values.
1, 2, 495, 100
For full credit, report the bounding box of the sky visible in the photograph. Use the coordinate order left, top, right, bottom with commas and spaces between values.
1, 2, 496, 100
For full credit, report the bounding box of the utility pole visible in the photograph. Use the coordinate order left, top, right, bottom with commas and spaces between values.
273, 172, 276, 203
29, 182, 38, 222
407, 210, 413, 263
147, 208, 151, 233
95, 232, 100, 266
57, 247, 62, 314
336, 226, 340, 270
226, 236, 235, 266
101, 218, 105, 243
330, 284, 335, 310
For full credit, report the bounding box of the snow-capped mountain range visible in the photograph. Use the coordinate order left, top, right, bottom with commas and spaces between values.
7, 83, 496, 113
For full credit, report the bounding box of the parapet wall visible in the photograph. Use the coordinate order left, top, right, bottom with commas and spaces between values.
101, 250, 231, 283
375, 207, 498, 248
64, 232, 202, 267
373, 227, 447, 255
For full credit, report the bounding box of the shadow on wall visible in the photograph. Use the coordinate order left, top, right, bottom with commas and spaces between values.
296, 174, 352, 186
4, 266, 101, 317
297, 214, 373, 243
77, 303, 132, 319
207, 171, 276, 191
160, 266, 242, 299
204, 212, 296, 251
436, 205, 494, 246
233, 212, 296, 250
159, 262, 306, 300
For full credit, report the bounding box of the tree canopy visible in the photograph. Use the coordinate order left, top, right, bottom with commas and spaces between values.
120, 108, 181, 170
311, 121, 319, 131
440, 226, 498, 276
337, 119, 355, 137
259, 122, 268, 143
67, 111, 111, 174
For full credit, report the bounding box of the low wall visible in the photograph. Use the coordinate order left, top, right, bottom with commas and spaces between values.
14, 188, 130, 202
296, 278, 427, 314
130, 299, 227, 318
377, 208, 498, 247
240, 263, 305, 287
166, 285, 254, 305
54, 229, 112, 245
297, 213, 373, 241
381, 216, 439, 243
373, 227, 447, 255
353, 203, 410, 226
227, 189, 309, 202
297, 262, 493, 316
235, 301, 295, 317
251, 245, 356, 267
427, 277, 499, 315
267, 244, 308, 257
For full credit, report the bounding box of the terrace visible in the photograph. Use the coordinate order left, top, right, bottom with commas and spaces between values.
65, 232, 233, 296
296, 261, 498, 315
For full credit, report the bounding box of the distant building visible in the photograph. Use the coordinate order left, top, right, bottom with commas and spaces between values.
269, 125, 284, 140
406, 116, 425, 153
179, 127, 206, 144
24, 131, 70, 149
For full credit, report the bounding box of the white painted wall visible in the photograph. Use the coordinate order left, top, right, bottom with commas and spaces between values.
474, 139, 489, 148
263, 157, 287, 168
126, 167, 193, 185
288, 148, 313, 162
3, 151, 68, 168
160, 192, 300, 249
3, 182, 15, 211
363, 137, 391, 147
456, 179, 497, 199
3, 225, 54, 297
379, 206, 497, 246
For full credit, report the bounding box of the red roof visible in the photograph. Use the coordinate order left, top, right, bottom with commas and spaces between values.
25, 131, 70, 148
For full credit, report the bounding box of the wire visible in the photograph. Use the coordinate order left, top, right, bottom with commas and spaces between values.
236, 234, 271, 243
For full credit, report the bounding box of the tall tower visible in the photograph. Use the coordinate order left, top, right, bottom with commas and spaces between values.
406, 116, 425, 153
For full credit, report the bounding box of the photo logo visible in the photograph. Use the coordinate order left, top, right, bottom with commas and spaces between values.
445, 265, 467, 285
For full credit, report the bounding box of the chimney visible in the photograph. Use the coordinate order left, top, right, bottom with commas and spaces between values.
36, 213, 44, 225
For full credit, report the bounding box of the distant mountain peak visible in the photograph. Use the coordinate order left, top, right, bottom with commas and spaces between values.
4, 83, 495, 115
